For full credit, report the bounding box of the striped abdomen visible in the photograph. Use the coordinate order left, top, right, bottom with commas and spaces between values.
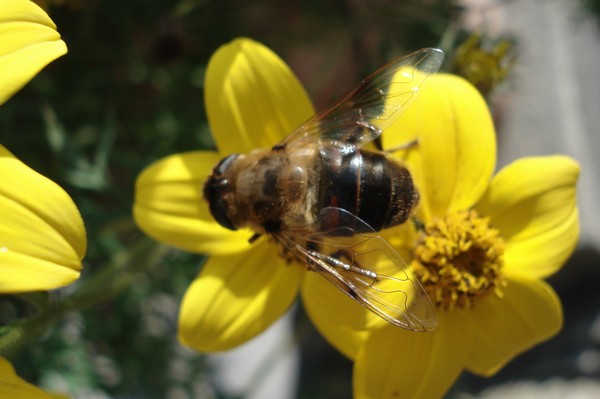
316, 146, 418, 233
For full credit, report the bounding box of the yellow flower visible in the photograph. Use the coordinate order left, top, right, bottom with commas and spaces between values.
0, 145, 86, 292
0, 1, 82, 293
0, 356, 68, 398
0, 0, 67, 105
134, 38, 315, 351
303, 74, 579, 398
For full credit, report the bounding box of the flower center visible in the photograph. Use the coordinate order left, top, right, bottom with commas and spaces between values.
412, 210, 505, 310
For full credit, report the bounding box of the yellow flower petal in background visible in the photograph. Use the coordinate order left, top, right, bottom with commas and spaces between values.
205, 38, 314, 155
0, 357, 57, 399
0, 146, 85, 293
385, 74, 496, 221
178, 240, 303, 352
134, 151, 253, 255
0, 0, 67, 105
477, 156, 580, 279
465, 275, 563, 376
354, 311, 472, 399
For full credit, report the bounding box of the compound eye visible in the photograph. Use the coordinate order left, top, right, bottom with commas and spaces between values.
214, 154, 239, 176
203, 154, 240, 231
209, 196, 236, 231
204, 176, 237, 230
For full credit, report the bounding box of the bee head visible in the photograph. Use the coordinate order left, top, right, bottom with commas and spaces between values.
203, 153, 239, 230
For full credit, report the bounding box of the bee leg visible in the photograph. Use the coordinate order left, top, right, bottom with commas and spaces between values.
374, 136, 384, 151
355, 118, 383, 146
329, 249, 378, 280
385, 139, 418, 154
302, 241, 322, 272
330, 249, 356, 265
248, 233, 262, 244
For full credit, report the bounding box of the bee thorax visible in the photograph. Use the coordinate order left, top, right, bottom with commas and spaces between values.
222, 149, 316, 233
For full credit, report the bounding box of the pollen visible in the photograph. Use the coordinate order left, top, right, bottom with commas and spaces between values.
412, 210, 505, 310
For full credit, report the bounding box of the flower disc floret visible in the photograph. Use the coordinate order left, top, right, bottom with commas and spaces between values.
413, 210, 505, 310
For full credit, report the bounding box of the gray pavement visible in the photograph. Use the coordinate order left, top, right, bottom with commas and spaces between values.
493, 0, 600, 247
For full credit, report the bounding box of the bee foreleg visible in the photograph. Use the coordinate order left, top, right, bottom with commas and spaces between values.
313, 249, 378, 280
248, 233, 262, 244
330, 249, 355, 265
374, 136, 384, 151
385, 139, 418, 154
355, 118, 383, 145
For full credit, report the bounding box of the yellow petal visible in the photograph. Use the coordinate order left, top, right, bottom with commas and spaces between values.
205, 38, 315, 155
384, 74, 496, 221
0, 357, 56, 398
0, 0, 67, 105
465, 275, 562, 376
0, 146, 85, 293
477, 156, 580, 278
354, 310, 472, 399
178, 240, 303, 352
134, 151, 253, 255
301, 270, 386, 360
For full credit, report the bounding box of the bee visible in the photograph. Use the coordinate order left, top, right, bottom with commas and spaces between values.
203, 48, 444, 331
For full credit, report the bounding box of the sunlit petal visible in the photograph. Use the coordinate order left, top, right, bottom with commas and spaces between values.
477, 156, 579, 278
134, 151, 253, 255
205, 38, 315, 154
0, 0, 67, 105
354, 311, 471, 399
0, 146, 85, 293
178, 240, 304, 352
465, 275, 562, 376
384, 74, 496, 221
379, 222, 417, 260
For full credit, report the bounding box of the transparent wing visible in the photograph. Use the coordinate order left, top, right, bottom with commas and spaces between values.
277, 48, 444, 151
277, 207, 437, 331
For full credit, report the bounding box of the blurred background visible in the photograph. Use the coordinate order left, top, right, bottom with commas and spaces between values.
1, 0, 600, 397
